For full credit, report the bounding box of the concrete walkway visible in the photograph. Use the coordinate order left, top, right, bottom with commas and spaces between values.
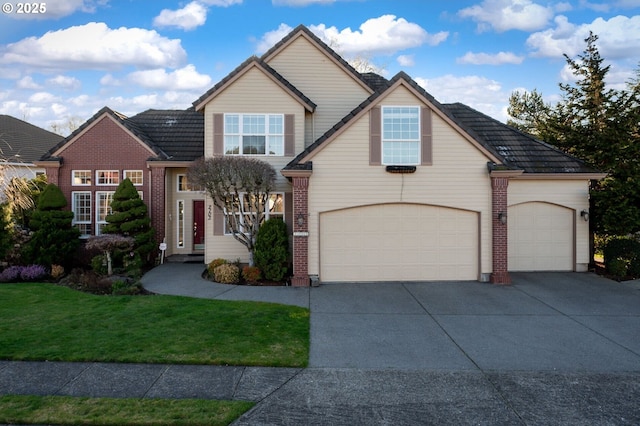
2, 264, 639, 425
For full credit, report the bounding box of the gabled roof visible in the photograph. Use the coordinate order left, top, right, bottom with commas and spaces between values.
284, 71, 601, 175
40, 107, 168, 162
193, 56, 317, 112
127, 109, 203, 162
441, 103, 599, 174
0, 115, 63, 164
261, 24, 378, 93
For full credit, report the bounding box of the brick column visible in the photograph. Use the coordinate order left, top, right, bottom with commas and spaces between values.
291, 176, 310, 287
491, 176, 511, 285
149, 166, 166, 247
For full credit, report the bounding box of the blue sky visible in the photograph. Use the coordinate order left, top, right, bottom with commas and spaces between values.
1, 0, 639, 133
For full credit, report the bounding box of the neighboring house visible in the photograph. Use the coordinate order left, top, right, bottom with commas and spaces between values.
38, 25, 605, 285
0, 115, 63, 187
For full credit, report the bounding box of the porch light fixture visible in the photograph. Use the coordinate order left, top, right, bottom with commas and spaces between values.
297, 213, 306, 227
498, 212, 507, 225
580, 210, 589, 221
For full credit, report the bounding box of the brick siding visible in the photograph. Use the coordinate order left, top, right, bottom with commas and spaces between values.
291, 176, 310, 287
490, 176, 511, 284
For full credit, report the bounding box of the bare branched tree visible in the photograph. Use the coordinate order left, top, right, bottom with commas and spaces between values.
188, 156, 276, 266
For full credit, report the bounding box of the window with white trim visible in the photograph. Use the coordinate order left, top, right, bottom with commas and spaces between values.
96, 192, 114, 235
96, 170, 120, 185
72, 170, 92, 186
72, 191, 92, 238
124, 170, 143, 186
382, 106, 420, 165
177, 200, 185, 248
177, 174, 203, 192
224, 114, 284, 156
224, 192, 284, 235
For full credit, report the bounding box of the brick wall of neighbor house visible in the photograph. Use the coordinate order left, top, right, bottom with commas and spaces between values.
491, 176, 511, 284
53, 116, 157, 235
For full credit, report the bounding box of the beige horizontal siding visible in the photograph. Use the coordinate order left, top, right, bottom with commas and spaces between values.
266, 36, 371, 143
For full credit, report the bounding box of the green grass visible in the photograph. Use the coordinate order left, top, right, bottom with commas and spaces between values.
0, 283, 309, 367
0, 395, 254, 426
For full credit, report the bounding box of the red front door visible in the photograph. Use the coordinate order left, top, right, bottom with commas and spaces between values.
193, 200, 205, 250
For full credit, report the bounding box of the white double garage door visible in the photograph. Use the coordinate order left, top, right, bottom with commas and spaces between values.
319, 202, 573, 282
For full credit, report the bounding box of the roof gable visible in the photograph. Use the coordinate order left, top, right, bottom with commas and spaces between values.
261, 25, 376, 94
193, 57, 316, 112
40, 107, 166, 161
0, 115, 63, 164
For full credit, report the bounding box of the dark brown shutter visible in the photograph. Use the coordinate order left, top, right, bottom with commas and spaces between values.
421, 107, 432, 165
284, 114, 295, 156
213, 113, 224, 156
284, 192, 293, 236
369, 107, 381, 165
213, 205, 224, 236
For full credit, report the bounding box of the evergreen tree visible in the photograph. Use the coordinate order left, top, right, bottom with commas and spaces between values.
507, 32, 640, 236
103, 178, 155, 264
254, 218, 289, 281
25, 183, 80, 267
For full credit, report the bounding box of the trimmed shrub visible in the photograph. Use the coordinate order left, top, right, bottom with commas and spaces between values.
242, 266, 261, 283
207, 258, 228, 276
50, 264, 65, 280
254, 218, 289, 282
213, 263, 240, 284
603, 236, 640, 278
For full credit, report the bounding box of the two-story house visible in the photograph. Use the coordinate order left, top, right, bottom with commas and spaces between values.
38, 25, 604, 286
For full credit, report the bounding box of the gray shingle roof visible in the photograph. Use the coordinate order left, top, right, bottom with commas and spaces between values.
126, 109, 204, 162
441, 103, 598, 174
0, 115, 63, 163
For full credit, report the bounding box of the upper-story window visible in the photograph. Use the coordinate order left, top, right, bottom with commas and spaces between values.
224, 114, 284, 156
72, 170, 92, 186
382, 106, 420, 165
124, 170, 143, 186
177, 174, 204, 192
96, 170, 120, 185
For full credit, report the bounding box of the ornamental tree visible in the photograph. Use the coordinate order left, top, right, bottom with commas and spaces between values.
188, 156, 276, 266
24, 183, 80, 267
103, 178, 155, 264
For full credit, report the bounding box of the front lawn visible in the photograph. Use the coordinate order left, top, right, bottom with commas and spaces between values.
0, 395, 253, 426
0, 283, 309, 367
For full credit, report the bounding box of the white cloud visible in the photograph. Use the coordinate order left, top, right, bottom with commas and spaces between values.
309, 15, 448, 56
153, 1, 208, 31
28, 92, 59, 104
1, 22, 187, 71
457, 51, 525, 65
527, 15, 640, 59
458, 0, 554, 32
255, 23, 294, 53
16, 76, 42, 89
51, 103, 69, 116
127, 65, 212, 90
397, 55, 415, 67
47, 75, 82, 91
416, 74, 510, 121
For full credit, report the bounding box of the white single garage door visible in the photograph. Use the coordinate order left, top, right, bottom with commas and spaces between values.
320, 203, 479, 282
508, 202, 573, 271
